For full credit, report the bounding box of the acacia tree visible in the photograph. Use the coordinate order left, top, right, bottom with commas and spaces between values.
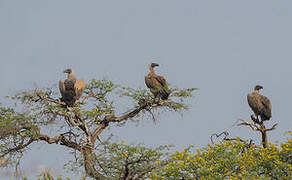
0, 79, 196, 179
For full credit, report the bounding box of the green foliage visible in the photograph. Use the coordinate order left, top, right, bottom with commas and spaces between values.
0, 106, 37, 167
84, 79, 117, 110
151, 133, 292, 179
170, 87, 198, 98
85, 79, 116, 95
118, 86, 197, 112
0, 106, 33, 129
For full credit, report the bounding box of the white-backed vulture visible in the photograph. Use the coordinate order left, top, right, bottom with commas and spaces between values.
247, 85, 272, 121
145, 63, 170, 101
59, 68, 86, 107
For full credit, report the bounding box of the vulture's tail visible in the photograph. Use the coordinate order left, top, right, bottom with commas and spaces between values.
260, 111, 271, 121
160, 88, 170, 100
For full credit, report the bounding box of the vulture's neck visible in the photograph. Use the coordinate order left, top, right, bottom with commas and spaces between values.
67, 73, 76, 79
149, 66, 155, 74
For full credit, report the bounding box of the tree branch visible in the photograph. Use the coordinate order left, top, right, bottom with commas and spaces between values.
237, 119, 260, 131
266, 123, 278, 131
37, 133, 83, 152
92, 101, 151, 143
0, 139, 34, 158
0, 124, 84, 160
237, 118, 278, 148
35, 91, 65, 106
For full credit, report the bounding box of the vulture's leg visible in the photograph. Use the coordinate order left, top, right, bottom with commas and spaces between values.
156, 94, 163, 105
251, 115, 260, 123
256, 115, 260, 123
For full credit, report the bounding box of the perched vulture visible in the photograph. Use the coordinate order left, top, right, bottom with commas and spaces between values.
59, 69, 86, 107
145, 63, 170, 101
247, 85, 272, 121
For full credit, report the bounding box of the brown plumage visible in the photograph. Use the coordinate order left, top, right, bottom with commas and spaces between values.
247, 85, 272, 121
145, 63, 170, 101
59, 69, 86, 107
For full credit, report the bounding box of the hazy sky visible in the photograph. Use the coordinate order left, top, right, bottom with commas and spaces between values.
1, 0, 292, 179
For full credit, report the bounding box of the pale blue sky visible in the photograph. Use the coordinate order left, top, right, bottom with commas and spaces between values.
0, 0, 292, 179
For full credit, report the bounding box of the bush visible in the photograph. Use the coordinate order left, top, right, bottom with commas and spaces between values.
152, 132, 292, 179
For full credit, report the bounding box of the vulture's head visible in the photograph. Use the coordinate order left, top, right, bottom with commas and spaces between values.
254, 85, 263, 91
150, 63, 159, 68
63, 68, 73, 74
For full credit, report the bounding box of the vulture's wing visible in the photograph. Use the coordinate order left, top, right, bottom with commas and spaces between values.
260, 95, 271, 109
74, 79, 86, 100
156, 75, 170, 100
259, 95, 272, 118
59, 80, 66, 97
247, 93, 263, 115
155, 75, 167, 88
145, 76, 154, 88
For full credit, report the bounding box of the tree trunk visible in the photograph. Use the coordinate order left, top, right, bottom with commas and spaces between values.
260, 122, 267, 148
83, 148, 105, 180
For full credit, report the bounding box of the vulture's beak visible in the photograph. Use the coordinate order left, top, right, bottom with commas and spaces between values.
152, 63, 159, 67
63, 69, 70, 73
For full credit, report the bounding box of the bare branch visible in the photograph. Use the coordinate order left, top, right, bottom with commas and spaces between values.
237, 119, 260, 131
237, 117, 278, 148
266, 123, 278, 131
210, 131, 229, 143
37, 133, 83, 152
224, 137, 246, 143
